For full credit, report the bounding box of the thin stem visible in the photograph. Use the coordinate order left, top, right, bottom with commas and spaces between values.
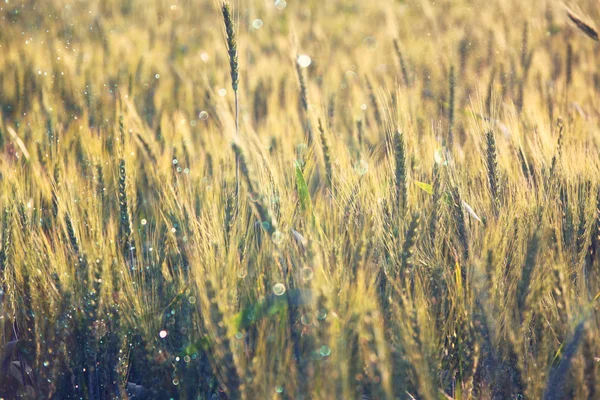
235, 90, 240, 202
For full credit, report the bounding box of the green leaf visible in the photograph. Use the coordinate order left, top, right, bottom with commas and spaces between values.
414, 180, 433, 194
295, 161, 312, 212
232, 289, 314, 331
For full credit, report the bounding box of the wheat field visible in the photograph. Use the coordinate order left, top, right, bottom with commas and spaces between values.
0, 0, 599, 398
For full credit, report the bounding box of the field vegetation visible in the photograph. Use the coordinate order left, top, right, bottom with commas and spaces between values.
0, 0, 600, 398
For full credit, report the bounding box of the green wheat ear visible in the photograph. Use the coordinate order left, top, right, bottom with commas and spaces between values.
222, 1, 241, 203
295, 57, 313, 144
549, 118, 564, 180
118, 158, 136, 263
401, 211, 420, 275
393, 131, 407, 215
451, 186, 469, 260
318, 119, 333, 192
485, 130, 500, 214
393, 39, 410, 87
448, 65, 456, 147
222, 1, 238, 93
365, 76, 382, 126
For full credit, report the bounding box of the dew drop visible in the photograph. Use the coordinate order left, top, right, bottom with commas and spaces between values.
363, 35, 377, 49
301, 313, 313, 326
434, 148, 447, 165
297, 54, 312, 68
155, 74, 160, 79
316, 308, 327, 320
141, 219, 147, 226
354, 159, 368, 176
252, 19, 263, 29
159, 330, 168, 339
274, 0, 286, 10
301, 267, 314, 282
172, 378, 179, 385
248, 192, 260, 202
271, 230, 284, 244
273, 283, 286, 296
319, 345, 331, 356
199, 111, 209, 120
275, 386, 284, 393
218, 88, 227, 97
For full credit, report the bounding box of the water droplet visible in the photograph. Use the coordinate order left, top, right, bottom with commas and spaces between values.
200, 52, 209, 62
434, 148, 448, 165
354, 159, 368, 176
275, 386, 284, 393
301, 267, 314, 282
261, 221, 271, 231
271, 230, 284, 244
274, 0, 286, 10
173, 159, 178, 165
159, 330, 168, 338
316, 309, 327, 320
301, 313, 313, 326
297, 54, 312, 68
155, 74, 160, 79
92, 320, 108, 339
360, 103, 367, 111
273, 283, 286, 296
252, 19, 263, 29
171, 227, 177, 233
319, 345, 331, 356
363, 36, 377, 49
172, 378, 179, 385
235, 332, 244, 340
43, 361, 50, 367
188, 296, 196, 304
141, 219, 147, 226
218, 88, 227, 97
199, 111, 209, 120
184, 355, 191, 363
